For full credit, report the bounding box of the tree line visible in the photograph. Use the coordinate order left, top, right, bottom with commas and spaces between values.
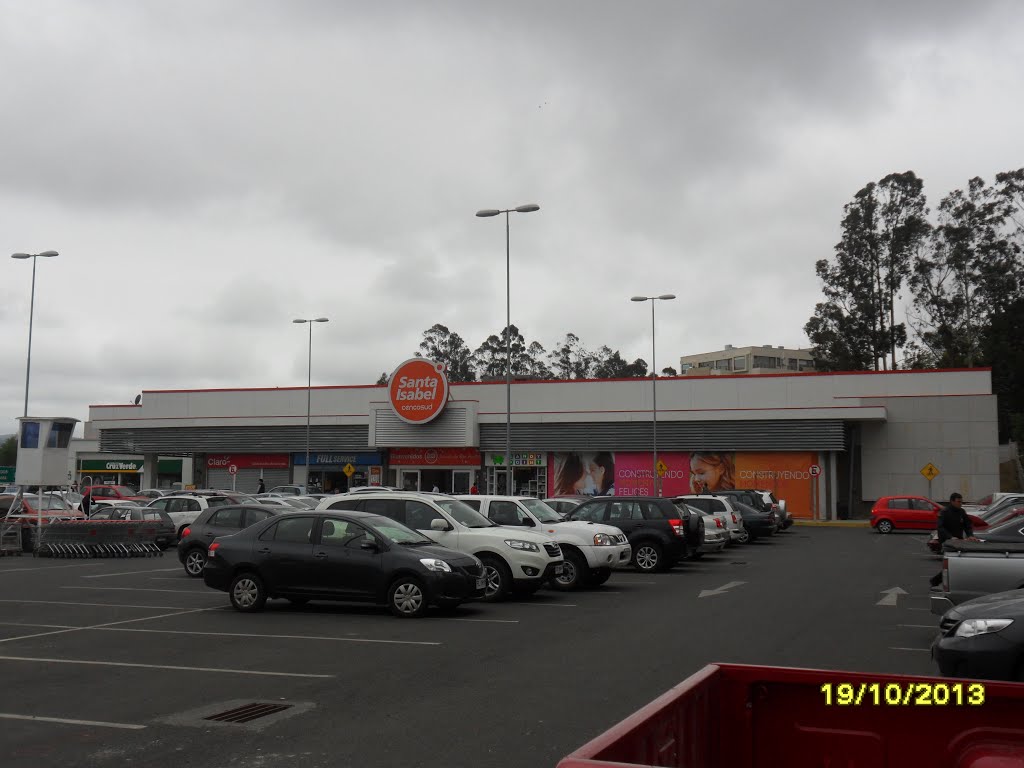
376, 325, 679, 385
805, 168, 1024, 441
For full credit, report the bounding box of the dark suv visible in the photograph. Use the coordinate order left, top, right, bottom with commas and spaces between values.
178, 504, 284, 577
568, 497, 691, 572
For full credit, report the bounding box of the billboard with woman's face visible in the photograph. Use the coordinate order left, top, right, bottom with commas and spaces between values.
548, 451, 817, 516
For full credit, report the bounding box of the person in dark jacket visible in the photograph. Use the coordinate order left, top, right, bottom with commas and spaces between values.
256, 479, 266, 494
930, 493, 978, 587
80, 490, 92, 517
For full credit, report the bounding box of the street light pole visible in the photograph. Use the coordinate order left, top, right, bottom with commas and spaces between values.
476, 203, 539, 495
293, 317, 329, 490
631, 294, 676, 496
11, 250, 59, 417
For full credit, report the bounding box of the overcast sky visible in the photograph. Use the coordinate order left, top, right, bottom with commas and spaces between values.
2, 0, 1021, 435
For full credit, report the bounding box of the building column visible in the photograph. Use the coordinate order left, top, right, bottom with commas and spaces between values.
143, 454, 158, 490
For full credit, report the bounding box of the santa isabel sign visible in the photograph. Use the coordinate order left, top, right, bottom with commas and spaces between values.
388, 358, 449, 425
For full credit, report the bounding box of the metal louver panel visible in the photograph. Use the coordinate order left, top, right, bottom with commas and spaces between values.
208, 468, 290, 494
478, 420, 847, 452
370, 406, 475, 447
99, 426, 371, 455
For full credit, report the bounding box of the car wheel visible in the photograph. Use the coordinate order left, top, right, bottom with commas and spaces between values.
586, 567, 612, 587
632, 541, 664, 573
229, 572, 266, 612
876, 519, 894, 534
736, 528, 750, 544
479, 555, 512, 602
388, 577, 427, 618
183, 548, 206, 578
551, 549, 588, 591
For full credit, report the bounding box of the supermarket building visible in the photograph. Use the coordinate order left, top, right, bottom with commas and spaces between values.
82, 365, 999, 520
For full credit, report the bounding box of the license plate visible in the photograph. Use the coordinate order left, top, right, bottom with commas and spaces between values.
553, 564, 563, 575
475, 577, 486, 589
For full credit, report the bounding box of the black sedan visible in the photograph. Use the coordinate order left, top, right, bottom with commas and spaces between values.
732, 501, 778, 541
178, 504, 284, 577
203, 511, 486, 618
933, 589, 1024, 681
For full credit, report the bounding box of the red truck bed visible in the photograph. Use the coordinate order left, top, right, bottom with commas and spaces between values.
558, 664, 1024, 768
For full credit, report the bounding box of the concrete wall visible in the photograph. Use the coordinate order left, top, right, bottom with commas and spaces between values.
859, 395, 999, 501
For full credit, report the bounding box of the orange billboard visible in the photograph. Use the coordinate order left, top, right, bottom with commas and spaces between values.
734, 452, 817, 518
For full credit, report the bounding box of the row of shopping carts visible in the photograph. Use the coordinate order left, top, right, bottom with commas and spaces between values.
37, 520, 165, 558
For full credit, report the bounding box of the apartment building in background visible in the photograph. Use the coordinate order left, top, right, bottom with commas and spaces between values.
680, 344, 816, 375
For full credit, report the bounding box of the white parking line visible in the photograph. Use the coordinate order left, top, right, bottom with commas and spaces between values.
0, 608, 214, 644
82, 568, 182, 579
0, 656, 333, 678
0, 563, 105, 574
0, 712, 145, 730
452, 618, 519, 624
63, 586, 214, 595
0, 599, 198, 610
890, 647, 931, 652
518, 602, 577, 608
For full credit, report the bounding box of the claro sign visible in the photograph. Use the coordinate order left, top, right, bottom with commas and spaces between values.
388, 358, 449, 425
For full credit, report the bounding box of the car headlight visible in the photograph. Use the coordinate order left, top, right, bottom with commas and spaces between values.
594, 533, 618, 546
504, 539, 539, 552
954, 618, 1013, 638
419, 558, 452, 573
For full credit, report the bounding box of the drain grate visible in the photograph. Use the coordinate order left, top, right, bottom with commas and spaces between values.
204, 702, 293, 724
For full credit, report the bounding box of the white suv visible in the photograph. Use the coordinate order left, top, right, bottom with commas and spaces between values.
317, 492, 564, 601
146, 495, 237, 537
457, 495, 631, 590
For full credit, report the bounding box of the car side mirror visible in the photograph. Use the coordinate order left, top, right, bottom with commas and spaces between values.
360, 540, 380, 552
430, 518, 450, 531
520, 517, 535, 527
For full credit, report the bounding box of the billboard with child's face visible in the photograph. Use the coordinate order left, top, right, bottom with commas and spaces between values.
549, 451, 817, 517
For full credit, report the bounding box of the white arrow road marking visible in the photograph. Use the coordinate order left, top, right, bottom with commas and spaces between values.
876, 587, 908, 606
698, 581, 746, 598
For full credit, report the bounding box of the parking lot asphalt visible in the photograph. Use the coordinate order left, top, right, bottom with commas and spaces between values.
0, 527, 942, 768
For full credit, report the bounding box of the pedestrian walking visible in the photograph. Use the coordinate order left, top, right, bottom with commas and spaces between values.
930, 492, 979, 587
257, 478, 266, 494
80, 490, 92, 517
470, 484, 479, 495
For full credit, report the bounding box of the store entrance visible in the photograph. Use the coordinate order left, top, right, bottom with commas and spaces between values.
399, 469, 421, 491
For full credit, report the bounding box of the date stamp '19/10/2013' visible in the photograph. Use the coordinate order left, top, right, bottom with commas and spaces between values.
821, 682, 985, 706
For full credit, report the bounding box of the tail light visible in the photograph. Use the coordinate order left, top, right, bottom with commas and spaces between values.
208, 541, 220, 558
732, 514, 738, 524
181, 527, 191, 538
668, 519, 685, 537
715, 518, 723, 529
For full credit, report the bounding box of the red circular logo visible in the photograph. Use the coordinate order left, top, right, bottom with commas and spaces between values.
388, 358, 449, 425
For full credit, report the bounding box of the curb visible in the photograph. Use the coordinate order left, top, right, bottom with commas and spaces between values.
793, 520, 871, 528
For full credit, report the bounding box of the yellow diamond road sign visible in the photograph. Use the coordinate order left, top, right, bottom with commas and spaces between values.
343, 463, 356, 478
920, 463, 940, 481
656, 459, 668, 477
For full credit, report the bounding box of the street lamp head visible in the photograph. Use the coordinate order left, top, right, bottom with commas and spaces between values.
292, 319, 307, 324
39, 251, 59, 258
475, 209, 501, 218
630, 296, 649, 302
11, 253, 32, 259
515, 204, 540, 213
313, 317, 329, 323
657, 294, 677, 301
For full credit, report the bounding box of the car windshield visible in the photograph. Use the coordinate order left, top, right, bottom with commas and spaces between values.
520, 498, 562, 523
734, 502, 762, 516
108, 486, 137, 496
433, 498, 496, 528
363, 515, 433, 544
980, 502, 1019, 521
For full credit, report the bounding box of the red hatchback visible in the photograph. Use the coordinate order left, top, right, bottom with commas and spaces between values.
870, 495, 986, 534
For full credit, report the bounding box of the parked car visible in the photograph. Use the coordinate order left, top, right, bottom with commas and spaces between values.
344, 486, 401, 494
268, 485, 306, 495
928, 506, 1024, 553
931, 541, 1024, 615
751, 489, 792, 529
203, 510, 487, 617
136, 488, 167, 499
679, 494, 748, 544
672, 500, 727, 556
932, 589, 1024, 680
317, 492, 563, 601
718, 489, 790, 530
83, 484, 150, 503
145, 494, 238, 537
568, 497, 690, 573
455, 495, 631, 590
871, 495, 989, 534
730, 501, 779, 540
542, 496, 591, 517
178, 504, 284, 576
88, 506, 176, 549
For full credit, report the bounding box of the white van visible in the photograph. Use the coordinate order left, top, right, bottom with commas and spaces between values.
317, 492, 564, 601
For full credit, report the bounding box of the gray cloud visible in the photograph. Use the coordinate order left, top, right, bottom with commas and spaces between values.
1, 0, 1020, 434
